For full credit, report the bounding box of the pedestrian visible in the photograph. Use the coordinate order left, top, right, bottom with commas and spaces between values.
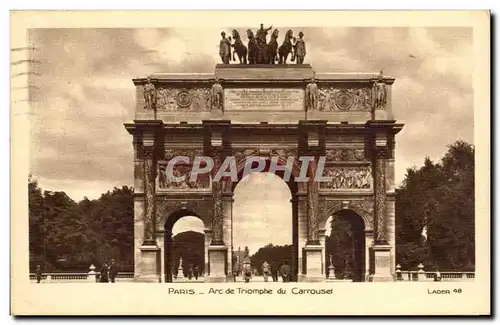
99, 262, 109, 283
279, 260, 291, 283
194, 265, 199, 280
261, 261, 271, 282
188, 265, 194, 280
242, 257, 252, 283
434, 270, 442, 282
35, 265, 42, 283
272, 263, 279, 282
109, 259, 118, 283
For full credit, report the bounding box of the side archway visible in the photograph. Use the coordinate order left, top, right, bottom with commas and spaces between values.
324, 209, 367, 282
161, 208, 210, 283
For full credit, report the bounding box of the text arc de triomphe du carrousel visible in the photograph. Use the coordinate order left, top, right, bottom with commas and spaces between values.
125, 24, 403, 283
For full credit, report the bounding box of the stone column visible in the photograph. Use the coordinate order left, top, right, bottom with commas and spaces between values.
222, 193, 234, 281
303, 160, 323, 282
318, 228, 327, 277
203, 229, 212, 277
138, 143, 160, 282
297, 193, 308, 280
143, 146, 157, 245
164, 228, 173, 282
386, 195, 396, 276
156, 232, 164, 283
371, 146, 393, 282
207, 143, 228, 282
364, 230, 374, 281
290, 196, 299, 281
386, 143, 397, 276
307, 179, 320, 245
211, 180, 224, 245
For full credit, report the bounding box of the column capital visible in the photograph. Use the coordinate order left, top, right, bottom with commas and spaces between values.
374, 147, 389, 159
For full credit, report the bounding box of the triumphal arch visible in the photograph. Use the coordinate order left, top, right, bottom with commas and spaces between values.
125, 50, 403, 283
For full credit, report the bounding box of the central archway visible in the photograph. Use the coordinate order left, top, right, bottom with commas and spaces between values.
230, 157, 299, 282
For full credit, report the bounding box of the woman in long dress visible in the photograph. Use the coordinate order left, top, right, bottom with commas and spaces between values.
99, 262, 109, 283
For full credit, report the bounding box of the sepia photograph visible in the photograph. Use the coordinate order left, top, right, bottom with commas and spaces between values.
10, 10, 490, 315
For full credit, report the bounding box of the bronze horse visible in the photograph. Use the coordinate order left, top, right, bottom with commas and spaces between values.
267, 29, 279, 64
246, 29, 257, 64
231, 30, 248, 64
278, 30, 294, 64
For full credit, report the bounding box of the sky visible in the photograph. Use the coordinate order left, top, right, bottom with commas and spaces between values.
27, 27, 473, 254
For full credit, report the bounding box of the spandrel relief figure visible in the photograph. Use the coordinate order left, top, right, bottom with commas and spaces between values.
155, 88, 177, 111
158, 165, 167, 189
190, 88, 211, 111
211, 79, 223, 110
143, 76, 157, 110
354, 88, 372, 110
292, 31, 306, 64
318, 88, 328, 111
157, 164, 207, 190
219, 31, 232, 64
373, 70, 388, 110
305, 78, 318, 111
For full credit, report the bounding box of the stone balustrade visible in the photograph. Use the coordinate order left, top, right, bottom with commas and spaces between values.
394, 264, 475, 282
29, 265, 135, 283
29, 272, 135, 283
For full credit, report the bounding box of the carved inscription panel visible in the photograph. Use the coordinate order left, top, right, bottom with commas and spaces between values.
225, 88, 304, 111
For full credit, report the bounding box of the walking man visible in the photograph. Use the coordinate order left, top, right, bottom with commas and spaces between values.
279, 260, 291, 283
109, 259, 118, 283
35, 264, 42, 283
261, 261, 271, 282
271, 262, 279, 282
194, 265, 199, 280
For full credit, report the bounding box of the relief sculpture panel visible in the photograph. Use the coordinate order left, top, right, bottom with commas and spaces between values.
153, 87, 212, 112
157, 148, 210, 190
318, 87, 372, 111
325, 148, 365, 162
320, 166, 372, 190
233, 148, 259, 166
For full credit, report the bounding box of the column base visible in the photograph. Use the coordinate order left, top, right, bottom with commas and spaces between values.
303, 245, 324, 282
136, 245, 161, 283
206, 245, 227, 282
372, 243, 394, 282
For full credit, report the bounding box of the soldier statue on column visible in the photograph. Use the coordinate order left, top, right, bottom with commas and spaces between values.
211, 78, 223, 110
305, 77, 318, 111
373, 70, 387, 109
143, 76, 157, 110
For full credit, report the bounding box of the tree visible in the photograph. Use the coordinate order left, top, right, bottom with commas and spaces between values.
28, 179, 135, 272
172, 231, 204, 276
250, 244, 293, 275
396, 140, 475, 271
326, 217, 353, 278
